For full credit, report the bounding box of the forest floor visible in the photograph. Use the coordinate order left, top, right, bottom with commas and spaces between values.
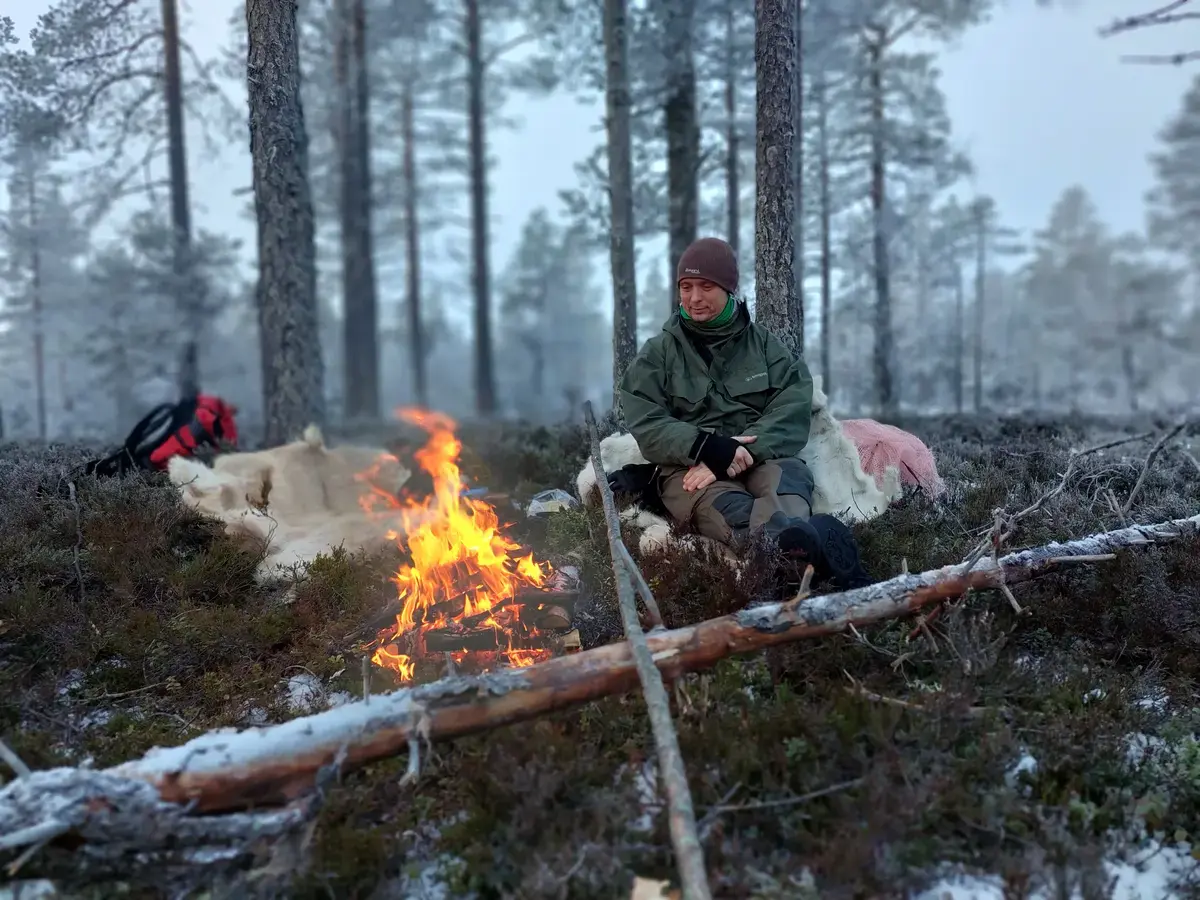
2, 414, 1200, 899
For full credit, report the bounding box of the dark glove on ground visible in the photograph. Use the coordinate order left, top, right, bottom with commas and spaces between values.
692, 432, 741, 476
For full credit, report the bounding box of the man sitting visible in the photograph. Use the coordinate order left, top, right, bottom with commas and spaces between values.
617, 236, 870, 589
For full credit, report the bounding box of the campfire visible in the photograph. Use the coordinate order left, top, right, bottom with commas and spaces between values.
361, 409, 574, 682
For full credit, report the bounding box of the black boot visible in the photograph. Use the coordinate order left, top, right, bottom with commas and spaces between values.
807, 514, 872, 590
767, 512, 872, 591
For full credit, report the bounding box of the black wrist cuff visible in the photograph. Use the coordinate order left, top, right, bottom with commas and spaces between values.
696, 433, 740, 474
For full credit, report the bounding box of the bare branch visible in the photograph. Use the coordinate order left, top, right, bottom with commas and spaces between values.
58, 29, 162, 70
1119, 51, 1200, 65
1099, 0, 1200, 37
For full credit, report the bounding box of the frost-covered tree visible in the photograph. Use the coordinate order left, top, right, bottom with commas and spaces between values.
1146, 73, 1200, 284
76, 211, 243, 429
497, 208, 607, 422
1022, 186, 1116, 410
833, 0, 988, 416
0, 135, 89, 439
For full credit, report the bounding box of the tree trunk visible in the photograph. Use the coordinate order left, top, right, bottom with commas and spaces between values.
1122, 343, 1139, 413
867, 32, 895, 419
914, 207, 932, 409
791, 0, 804, 334
953, 262, 964, 414
335, 0, 380, 422
604, 0, 638, 410
26, 176, 46, 440
723, 1, 739, 257
973, 209, 986, 413
816, 74, 832, 397
247, 0, 325, 446
353, 0, 381, 419
334, 0, 356, 415
753, 0, 801, 353
401, 77, 427, 408
664, 0, 699, 316
465, 0, 496, 417
161, 0, 197, 398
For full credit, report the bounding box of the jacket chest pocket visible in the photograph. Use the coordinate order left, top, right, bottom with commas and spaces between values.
725, 368, 772, 411
667, 376, 709, 417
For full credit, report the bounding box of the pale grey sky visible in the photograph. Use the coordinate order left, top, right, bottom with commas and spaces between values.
9, 0, 1194, 278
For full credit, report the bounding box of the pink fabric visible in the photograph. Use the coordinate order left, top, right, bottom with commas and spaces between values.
840, 419, 946, 497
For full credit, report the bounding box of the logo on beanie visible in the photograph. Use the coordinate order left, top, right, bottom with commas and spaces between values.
684, 268, 700, 275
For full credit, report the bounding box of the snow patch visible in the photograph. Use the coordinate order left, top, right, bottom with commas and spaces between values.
1005, 751, 1038, 790
0, 881, 59, 899
284, 673, 329, 714
613, 760, 660, 833
915, 840, 1197, 899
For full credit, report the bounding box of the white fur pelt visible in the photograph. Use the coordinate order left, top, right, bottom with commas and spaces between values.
575, 378, 902, 556
169, 425, 415, 579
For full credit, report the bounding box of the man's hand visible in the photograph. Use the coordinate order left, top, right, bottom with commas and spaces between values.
727, 435, 757, 477
695, 432, 758, 479
684, 435, 757, 490
682, 463, 717, 492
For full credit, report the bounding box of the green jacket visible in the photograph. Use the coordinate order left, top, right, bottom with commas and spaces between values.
618, 308, 814, 467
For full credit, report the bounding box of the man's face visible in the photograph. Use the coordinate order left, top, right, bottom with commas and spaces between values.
678, 278, 728, 322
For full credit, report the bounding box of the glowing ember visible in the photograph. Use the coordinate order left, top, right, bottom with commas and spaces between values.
366, 409, 556, 681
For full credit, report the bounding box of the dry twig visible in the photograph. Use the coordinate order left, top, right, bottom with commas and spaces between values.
67, 481, 86, 607
583, 402, 710, 900
1179, 446, 1200, 476
913, 429, 1162, 640
0, 738, 32, 779
1122, 419, 1188, 519
703, 777, 864, 815
616, 541, 664, 629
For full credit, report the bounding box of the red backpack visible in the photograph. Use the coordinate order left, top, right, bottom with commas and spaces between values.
86, 394, 239, 477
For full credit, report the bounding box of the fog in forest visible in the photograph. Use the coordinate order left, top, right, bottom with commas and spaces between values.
1, 0, 1197, 444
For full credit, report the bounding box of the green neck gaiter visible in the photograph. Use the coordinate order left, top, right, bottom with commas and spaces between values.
679, 294, 743, 339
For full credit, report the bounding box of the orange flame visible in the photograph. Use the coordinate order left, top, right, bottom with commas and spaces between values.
368, 409, 554, 681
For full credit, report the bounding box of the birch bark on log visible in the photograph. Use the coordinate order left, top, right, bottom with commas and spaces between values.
2, 513, 1194, 847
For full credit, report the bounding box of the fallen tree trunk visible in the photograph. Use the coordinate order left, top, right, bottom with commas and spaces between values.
2, 512, 1197, 852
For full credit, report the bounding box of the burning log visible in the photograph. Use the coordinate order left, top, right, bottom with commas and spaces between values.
2, 512, 1194, 861
365, 411, 572, 679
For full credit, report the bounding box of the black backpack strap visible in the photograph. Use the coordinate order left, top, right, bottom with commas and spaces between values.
84, 398, 198, 478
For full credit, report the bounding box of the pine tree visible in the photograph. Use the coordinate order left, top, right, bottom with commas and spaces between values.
497, 208, 605, 422
1147, 73, 1200, 283
247, 0, 326, 444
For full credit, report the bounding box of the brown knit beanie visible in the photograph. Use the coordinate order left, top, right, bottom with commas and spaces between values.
676, 237, 739, 297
